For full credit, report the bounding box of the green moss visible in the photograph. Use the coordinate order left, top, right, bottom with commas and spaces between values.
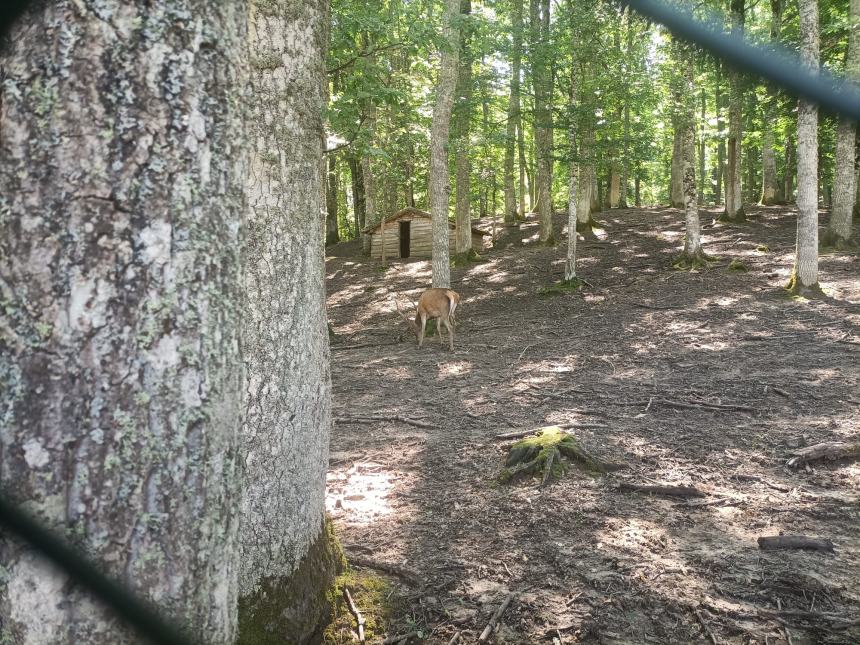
323, 566, 409, 644
238, 517, 345, 645
717, 206, 746, 223
538, 277, 585, 296
499, 426, 608, 485
451, 248, 481, 266
784, 271, 826, 299
755, 244, 770, 253
727, 259, 748, 272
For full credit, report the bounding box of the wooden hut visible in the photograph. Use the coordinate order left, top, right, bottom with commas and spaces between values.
363, 207, 487, 260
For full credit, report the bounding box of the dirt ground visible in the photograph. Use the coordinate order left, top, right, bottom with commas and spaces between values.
323, 205, 860, 645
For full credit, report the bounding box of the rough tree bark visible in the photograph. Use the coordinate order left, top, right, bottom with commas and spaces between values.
326, 154, 340, 245
361, 104, 378, 255
679, 42, 704, 262
430, 0, 462, 288
0, 1, 247, 642
722, 0, 746, 222
715, 61, 726, 205
789, 0, 820, 293
348, 154, 366, 236
566, 62, 580, 281
531, 0, 554, 243
823, 0, 859, 247
783, 134, 794, 203
671, 125, 684, 207
239, 2, 337, 643
504, 0, 524, 226
454, 0, 473, 261
759, 0, 783, 206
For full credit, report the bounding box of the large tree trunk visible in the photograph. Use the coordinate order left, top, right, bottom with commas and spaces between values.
698, 88, 706, 205
760, 0, 783, 206
504, 0, 524, 226
239, 2, 336, 643
790, 0, 820, 292
824, 0, 859, 247
326, 154, 340, 245
454, 0, 473, 260
0, 2, 247, 642
783, 135, 795, 202
674, 41, 703, 261
671, 124, 684, 207
722, 0, 746, 221
532, 0, 554, 243
430, 0, 462, 288
518, 123, 528, 218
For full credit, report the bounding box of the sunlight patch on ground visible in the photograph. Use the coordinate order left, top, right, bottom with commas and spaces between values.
437, 361, 473, 380
326, 463, 397, 525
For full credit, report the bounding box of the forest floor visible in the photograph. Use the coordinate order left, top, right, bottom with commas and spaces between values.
323, 205, 860, 645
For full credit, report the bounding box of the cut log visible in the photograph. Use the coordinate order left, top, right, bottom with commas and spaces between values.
617, 483, 705, 498
757, 535, 835, 552
786, 442, 860, 468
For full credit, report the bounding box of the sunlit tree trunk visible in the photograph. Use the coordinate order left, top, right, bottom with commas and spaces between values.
326, 154, 340, 245
239, 2, 337, 642
566, 63, 580, 281
348, 154, 366, 238
789, 0, 820, 293
454, 0, 473, 260
671, 123, 684, 207
430, 0, 462, 288
759, 0, 783, 206
531, 0, 554, 243
675, 41, 703, 261
0, 2, 247, 642
715, 61, 726, 205
518, 124, 528, 218
824, 0, 859, 247
783, 135, 795, 202
505, 0, 524, 226
722, 0, 746, 221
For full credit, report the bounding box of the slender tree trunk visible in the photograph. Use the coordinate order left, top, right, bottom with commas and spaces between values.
532, 0, 554, 243
824, 0, 859, 246
679, 43, 702, 259
723, 0, 746, 221
504, 0, 524, 225
348, 154, 366, 237
361, 104, 378, 255
518, 123, 528, 218
635, 173, 642, 206
528, 136, 536, 211
783, 135, 795, 202
671, 125, 684, 207
715, 62, 726, 205
0, 2, 247, 642
698, 87, 706, 205
454, 0, 473, 260
619, 17, 633, 209
326, 154, 340, 245
430, 0, 462, 288
760, 0, 783, 206
566, 64, 580, 281
790, 0, 820, 293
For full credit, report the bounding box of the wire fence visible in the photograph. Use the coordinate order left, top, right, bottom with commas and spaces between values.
1, 0, 858, 643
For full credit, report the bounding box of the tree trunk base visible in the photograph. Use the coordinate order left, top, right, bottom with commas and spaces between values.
452, 249, 481, 266
538, 277, 588, 296
819, 230, 857, 251
672, 250, 714, 271
575, 218, 600, 236
499, 426, 615, 485
785, 272, 825, 298
718, 206, 746, 223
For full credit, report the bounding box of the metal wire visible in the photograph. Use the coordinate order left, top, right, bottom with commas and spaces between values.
622, 0, 860, 121
0, 494, 197, 645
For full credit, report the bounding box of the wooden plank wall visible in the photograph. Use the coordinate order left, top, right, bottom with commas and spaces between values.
370, 215, 484, 259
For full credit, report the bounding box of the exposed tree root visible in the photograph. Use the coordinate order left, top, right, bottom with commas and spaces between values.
499, 426, 613, 485
784, 272, 826, 298
718, 206, 746, 223
671, 250, 715, 271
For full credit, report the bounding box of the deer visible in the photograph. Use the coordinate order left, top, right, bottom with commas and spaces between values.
395, 288, 461, 351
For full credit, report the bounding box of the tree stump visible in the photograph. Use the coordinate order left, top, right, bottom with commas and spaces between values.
499, 426, 613, 485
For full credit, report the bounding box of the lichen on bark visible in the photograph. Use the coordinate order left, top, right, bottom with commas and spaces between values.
0, 1, 249, 642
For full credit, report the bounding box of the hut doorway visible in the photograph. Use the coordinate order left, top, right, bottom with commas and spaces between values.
399, 221, 411, 258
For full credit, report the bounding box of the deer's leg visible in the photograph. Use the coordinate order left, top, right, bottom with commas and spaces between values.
437, 317, 445, 345
445, 318, 454, 350
418, 315, 427, 347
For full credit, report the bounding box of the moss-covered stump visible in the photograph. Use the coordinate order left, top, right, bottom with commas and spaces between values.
784, 272, 826, 299
727, 258, 748, 272
238, 517, 345, 645
500, 426, 610, 486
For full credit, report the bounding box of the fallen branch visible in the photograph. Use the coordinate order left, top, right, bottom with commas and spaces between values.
478, 593, 516, 642
343, 587, 366, 644
447, 633, 461, 645
618, 483, 705, 498
336, 415, 434, 429
345, 553, 422, 586
758, 608, 860, 628
786, 442, 860, 468
383, 631, 419, 644
731, 473, 791, 493
757, 535, 835, 552
695, 609, 719, 645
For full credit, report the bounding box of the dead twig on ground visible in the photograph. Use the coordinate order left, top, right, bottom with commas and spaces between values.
344, 587, 366, 644
479, 593, 516, 642
336, 415, 434, 429
618, 483, 705, 498
695, 609, 719, 644
345, 554, 423, 586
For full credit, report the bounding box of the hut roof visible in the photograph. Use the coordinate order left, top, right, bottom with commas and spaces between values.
362, 207, 489, 236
